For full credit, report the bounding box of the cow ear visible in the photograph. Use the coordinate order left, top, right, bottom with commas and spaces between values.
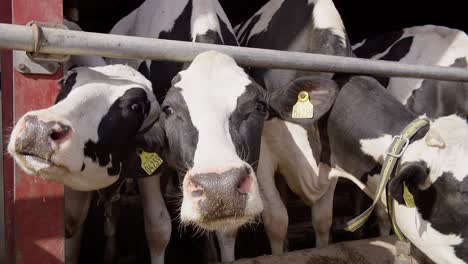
55, 70, 78, 104
268, 77, 339, 125
388, 162, 428, 206
123, 120, 168, 179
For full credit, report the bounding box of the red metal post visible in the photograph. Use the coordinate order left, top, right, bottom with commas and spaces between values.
1, 0, 14, 262
7, 0, 65, 263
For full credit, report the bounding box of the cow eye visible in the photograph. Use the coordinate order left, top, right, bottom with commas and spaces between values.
255, 102, 267, 113
163, 106, 174, 116
131, 103, 141, 113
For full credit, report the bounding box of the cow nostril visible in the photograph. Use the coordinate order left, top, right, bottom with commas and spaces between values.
237, 175, 253, 194
50, 126, 71, 142
191, 189, 204, 198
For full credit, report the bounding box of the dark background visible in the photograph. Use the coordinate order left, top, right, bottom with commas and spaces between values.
72, 0, 468, 44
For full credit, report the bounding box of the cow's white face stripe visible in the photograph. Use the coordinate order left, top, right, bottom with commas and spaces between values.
176, 51, 251, 171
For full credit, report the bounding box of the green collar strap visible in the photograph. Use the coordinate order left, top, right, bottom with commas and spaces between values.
344, 118, 430, 240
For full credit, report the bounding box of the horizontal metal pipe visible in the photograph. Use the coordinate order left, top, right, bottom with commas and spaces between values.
1, 23, 468, 82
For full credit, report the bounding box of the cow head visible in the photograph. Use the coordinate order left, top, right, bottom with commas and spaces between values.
8, 65, 160, 191
150, 51, 337, 230
387, 115, 468, 264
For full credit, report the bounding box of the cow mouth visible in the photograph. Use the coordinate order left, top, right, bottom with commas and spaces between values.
16, 152, 65, 172
190, 214, 258, 231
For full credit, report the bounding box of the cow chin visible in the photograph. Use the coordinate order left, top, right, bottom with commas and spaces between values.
12, 153, 119, 191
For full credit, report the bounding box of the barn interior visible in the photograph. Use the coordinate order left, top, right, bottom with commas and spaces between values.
60, 0, 467, 263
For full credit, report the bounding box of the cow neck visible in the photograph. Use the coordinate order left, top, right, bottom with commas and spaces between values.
324, 75, 424, 179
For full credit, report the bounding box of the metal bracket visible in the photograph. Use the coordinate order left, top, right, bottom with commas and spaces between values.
14, 21, 70, 75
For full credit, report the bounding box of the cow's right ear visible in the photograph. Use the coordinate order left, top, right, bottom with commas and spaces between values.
268, 77, 339, 125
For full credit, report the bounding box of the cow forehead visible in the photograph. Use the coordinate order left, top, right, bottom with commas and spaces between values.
60, 65, 154, 111
176, 51, 251, 111
75, 65, 153, 92
402, 115, 468, 182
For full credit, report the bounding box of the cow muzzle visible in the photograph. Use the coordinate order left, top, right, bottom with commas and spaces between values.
181, 166, 263, 230
10, 115, 73, 173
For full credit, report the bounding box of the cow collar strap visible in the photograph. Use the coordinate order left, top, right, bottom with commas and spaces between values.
344, 118, 430, 239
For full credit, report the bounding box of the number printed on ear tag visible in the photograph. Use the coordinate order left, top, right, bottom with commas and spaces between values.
137, 148, 163, 175
403, 182, 416, 208
292, 91, 314, 119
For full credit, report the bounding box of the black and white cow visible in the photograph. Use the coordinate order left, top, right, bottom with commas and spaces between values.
236, 0, 468, 263
138, 49, 338, 258
353, 25, 468, 118
234, 0, 357, 254
271, 73, 468, 264
9, 1, 245, 263
7, 64, 168, 264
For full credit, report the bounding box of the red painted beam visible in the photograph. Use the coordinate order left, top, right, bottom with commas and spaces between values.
10, 0, 65, 263
1, 0, 14, 263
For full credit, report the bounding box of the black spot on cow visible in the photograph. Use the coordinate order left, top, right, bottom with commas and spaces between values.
353, 29, 404, 59
228, 83, 267, 169
145, 0, 192, 102
389, 161, 435, 220
83, 88, 151, 176
81, 163, 86, 172
55, 70, 78, 103
194, 29, 223, 45
159, 87, 198, 178
426, 173, 468, 261
406, 57, 468, 118
241, 0, 314, 88
373, 36, 413, 87
326, 76, 416, 178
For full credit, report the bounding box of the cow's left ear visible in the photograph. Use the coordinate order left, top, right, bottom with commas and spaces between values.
122, 120, 168, 179
268, 77, 339, 125
388, 162, 429, 206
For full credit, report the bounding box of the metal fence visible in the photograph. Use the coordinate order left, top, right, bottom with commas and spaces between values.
1, 23, 468, 82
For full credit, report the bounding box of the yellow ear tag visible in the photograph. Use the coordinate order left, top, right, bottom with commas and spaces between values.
136, 148, 163, 175
403, 182, 416, 208
292, 91, 314, 119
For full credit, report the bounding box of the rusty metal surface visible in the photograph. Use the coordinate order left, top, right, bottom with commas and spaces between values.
10, 0, 65, 263
225, 236, 430, 264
